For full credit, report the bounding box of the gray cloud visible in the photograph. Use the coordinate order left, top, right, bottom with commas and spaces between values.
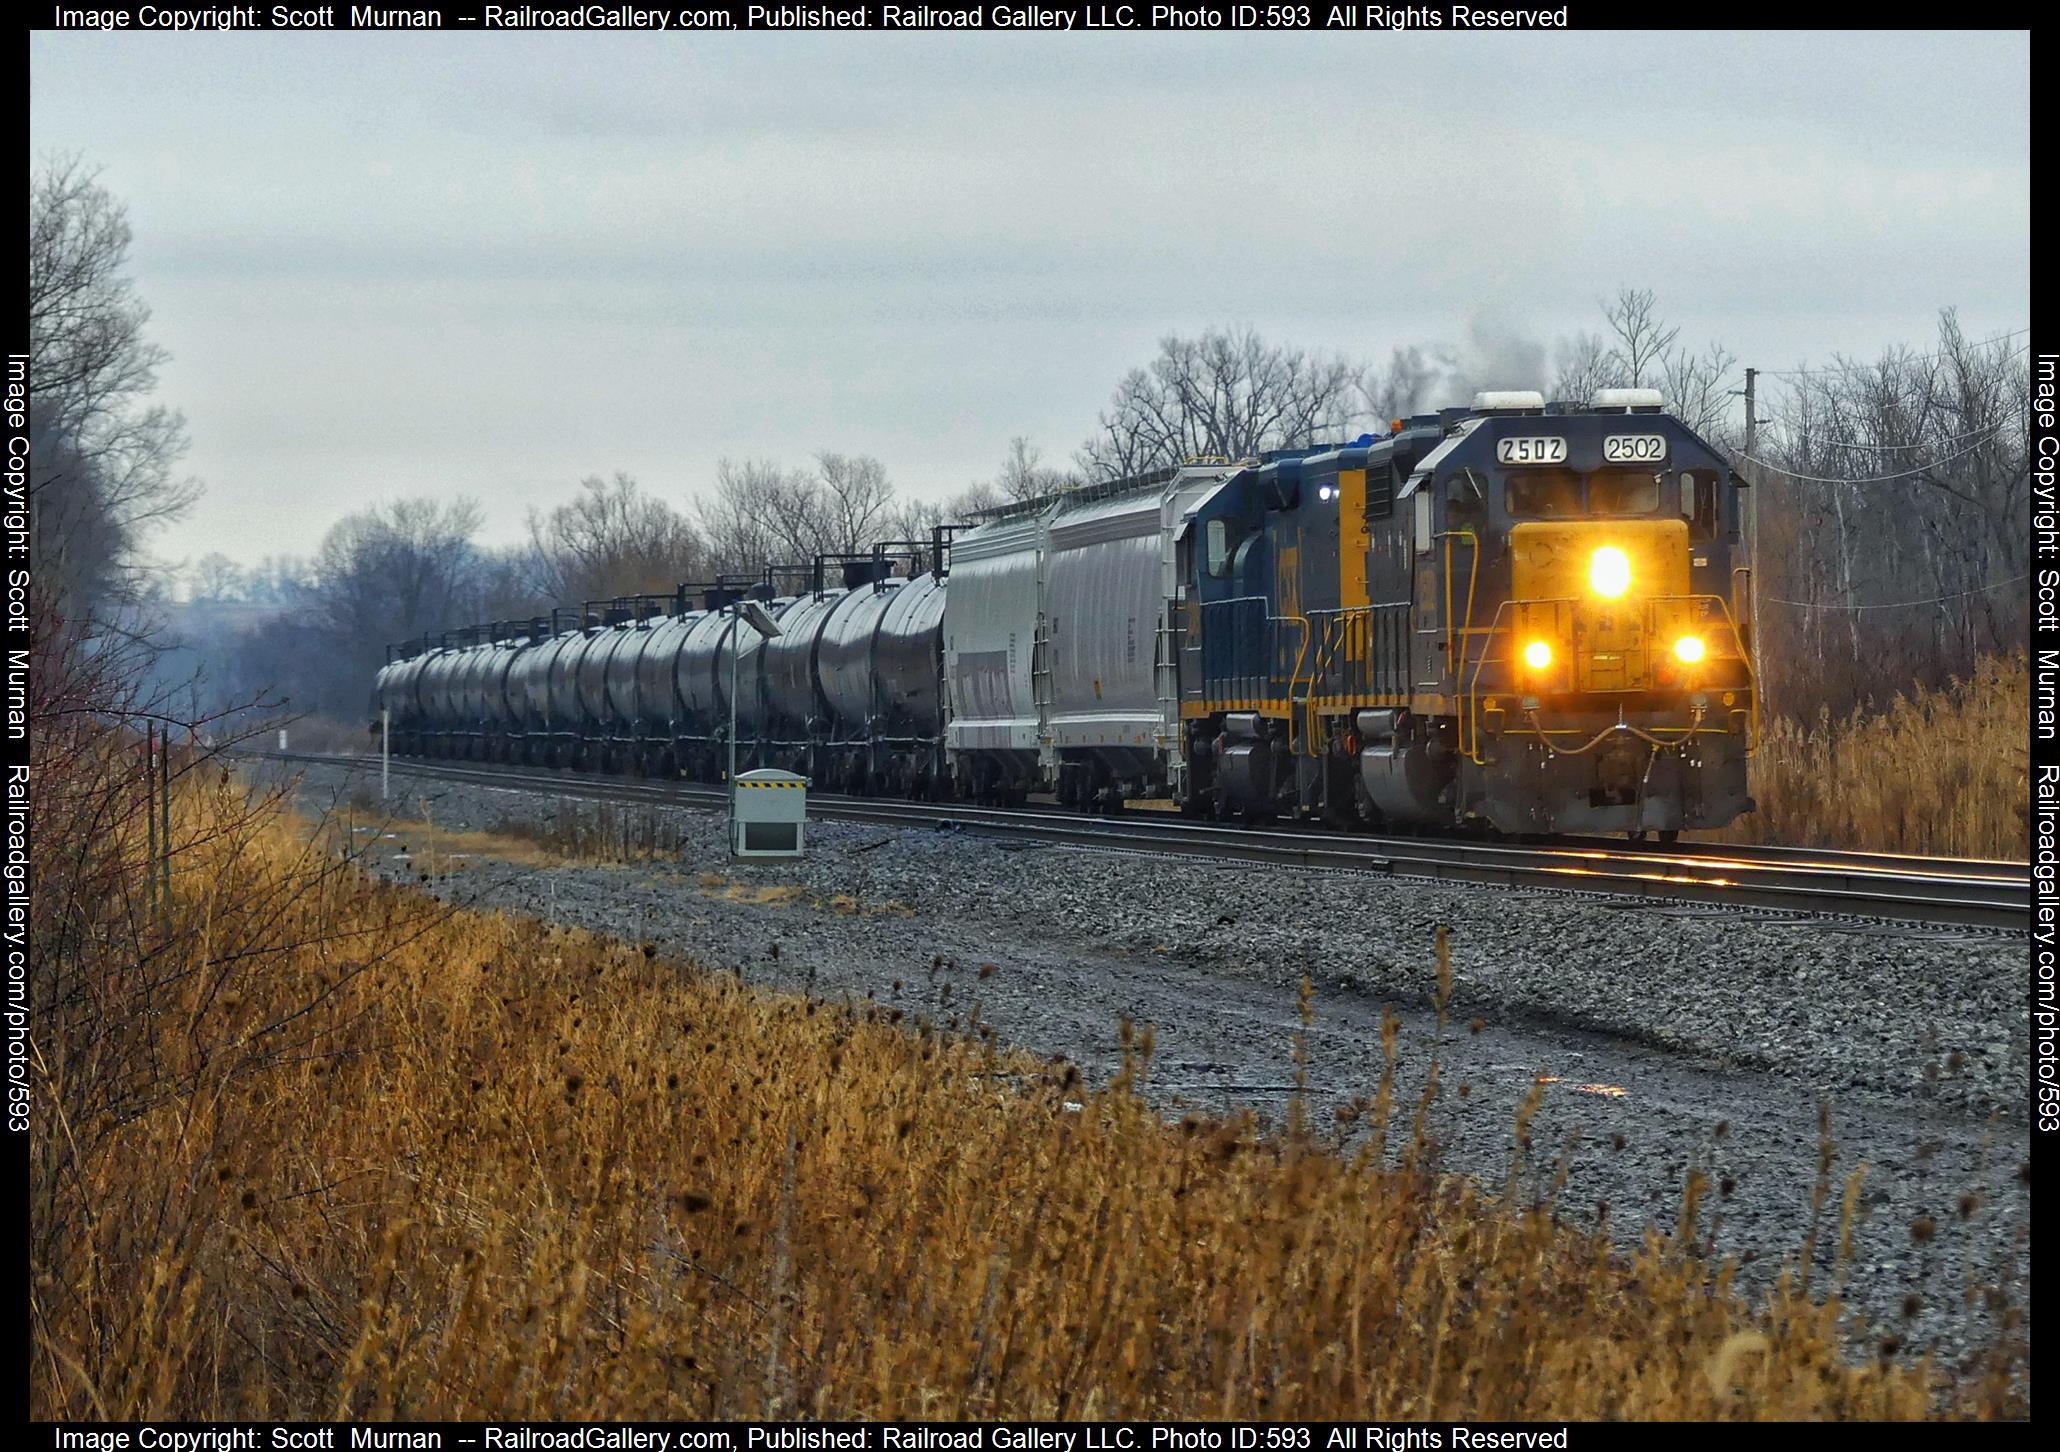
30, 30, 2029, 568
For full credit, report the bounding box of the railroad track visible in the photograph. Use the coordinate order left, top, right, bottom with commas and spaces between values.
254, 751, 2032, 932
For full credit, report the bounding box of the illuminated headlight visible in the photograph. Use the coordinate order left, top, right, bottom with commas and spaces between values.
1589, 546, 1632, 598
1673, 635, 1706, 664
1522, 639, 1554, 671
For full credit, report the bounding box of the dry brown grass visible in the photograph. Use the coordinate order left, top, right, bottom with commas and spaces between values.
31, 786, 2026, 1421
1723, 655, 2029, 859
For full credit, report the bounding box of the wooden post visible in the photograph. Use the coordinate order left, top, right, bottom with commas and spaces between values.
144, 724, 158, 926
160, 727, 173, 914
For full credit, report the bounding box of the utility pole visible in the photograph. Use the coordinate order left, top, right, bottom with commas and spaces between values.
726, 603, 740, 855
381, 708, 391, 801
1742, 366, 1763, 717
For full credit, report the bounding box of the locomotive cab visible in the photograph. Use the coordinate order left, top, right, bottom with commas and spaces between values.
1180, 389, 1758, 837
1449, 390, 1756, 835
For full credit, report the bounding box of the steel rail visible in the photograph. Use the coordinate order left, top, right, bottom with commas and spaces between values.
255, 751, 2030, 932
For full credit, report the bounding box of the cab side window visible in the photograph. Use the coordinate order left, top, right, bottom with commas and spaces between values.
1444, 471, 1486, 531
1679, 470, 1719, 539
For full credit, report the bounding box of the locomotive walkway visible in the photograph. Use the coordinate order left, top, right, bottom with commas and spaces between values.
261, 751, 2030, 933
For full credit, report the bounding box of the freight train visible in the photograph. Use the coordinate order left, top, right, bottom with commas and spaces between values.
372, 388, 1758, 838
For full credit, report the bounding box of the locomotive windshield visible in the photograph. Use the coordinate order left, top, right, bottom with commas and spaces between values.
1587, 468, 1663, 514
1504, 468, 1663, 517
1504, 469, 1582, 516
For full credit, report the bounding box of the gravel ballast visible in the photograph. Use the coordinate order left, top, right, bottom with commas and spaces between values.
263, 756, 2033, 1372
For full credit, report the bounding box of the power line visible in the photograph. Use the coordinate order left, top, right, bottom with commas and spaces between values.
1761, 573, 2029, 611
1785, 423, 2010, 453
1729, 428, 2010, 485
1757, 329, 2029, 381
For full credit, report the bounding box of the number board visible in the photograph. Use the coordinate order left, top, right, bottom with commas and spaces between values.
1603, 434, 1669, 463
1496, 436, 1567, 465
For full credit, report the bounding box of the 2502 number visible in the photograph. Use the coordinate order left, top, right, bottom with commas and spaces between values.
1496, 436, 1567, 465
1603, 434, 1668, 463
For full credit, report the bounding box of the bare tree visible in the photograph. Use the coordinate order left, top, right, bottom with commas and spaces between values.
1551, 331, 1616, 404
1752, 309, 2029, 717
240, 555, 309, 606
813, 453, 896, 555
697, 459, 807, 574
883, 435, 1081, 541
1661, 340, 1740, 442
1079, 328, 1364, 481
527, 471, 704, 603
1549, 292, 1736, 438
188, 552, 245, 602
256, 496, 493, 715
29, 156, 199, 621
695, 453, 903, 574
947, 480, 1005, 516
1602, 287, 1681, 389
993, 436, 1077, 501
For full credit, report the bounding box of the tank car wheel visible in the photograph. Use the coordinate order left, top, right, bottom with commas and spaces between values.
1658, 828, 1680, 845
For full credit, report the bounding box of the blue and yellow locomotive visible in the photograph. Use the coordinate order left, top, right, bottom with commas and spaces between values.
1180, 389, 1757, 837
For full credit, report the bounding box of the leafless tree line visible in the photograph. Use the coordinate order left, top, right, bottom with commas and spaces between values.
38, 151, 2013, 733
1747, 311, 2029, 717
29, 157, 199, 628
184, 297, 2027, 731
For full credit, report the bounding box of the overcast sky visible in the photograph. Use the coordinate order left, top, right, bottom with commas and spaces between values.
29, 29, 2030, 574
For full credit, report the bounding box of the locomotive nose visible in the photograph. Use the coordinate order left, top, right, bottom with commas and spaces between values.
1505, 519, 1701, 694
